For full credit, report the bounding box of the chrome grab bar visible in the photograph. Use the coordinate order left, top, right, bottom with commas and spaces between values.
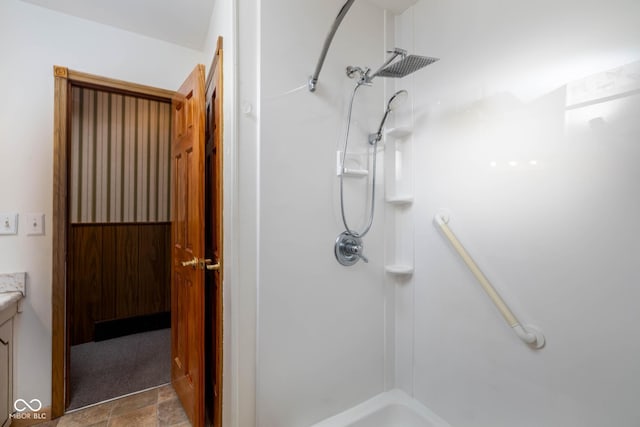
308, 0, 356, 92
434, 212, 545, 349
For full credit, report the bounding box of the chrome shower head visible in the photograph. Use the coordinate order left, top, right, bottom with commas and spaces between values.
370, 90, 409, 145
375, 55, 439, 78
386, 89, 408, 112
347, 49, 438, 85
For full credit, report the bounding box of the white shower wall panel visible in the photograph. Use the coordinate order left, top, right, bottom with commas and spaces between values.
257, 1, 388, 426
403, 0, 640, 426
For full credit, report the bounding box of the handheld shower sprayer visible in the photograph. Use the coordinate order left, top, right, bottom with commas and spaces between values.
369, 90, 408, 145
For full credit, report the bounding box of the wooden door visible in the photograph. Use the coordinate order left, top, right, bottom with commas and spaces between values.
204, 37, 224, 427
171, 64, 206, 427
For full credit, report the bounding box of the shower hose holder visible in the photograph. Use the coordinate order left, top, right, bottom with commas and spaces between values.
335, 231, 368, 266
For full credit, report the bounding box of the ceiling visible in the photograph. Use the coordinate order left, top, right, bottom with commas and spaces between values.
20, 0, 418, 51
20, 0, 215, 50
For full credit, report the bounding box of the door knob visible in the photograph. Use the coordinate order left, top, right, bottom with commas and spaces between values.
181, 257, 199, 268
204, 259, 221, 271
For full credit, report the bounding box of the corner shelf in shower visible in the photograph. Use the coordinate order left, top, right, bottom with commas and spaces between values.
383, 121, 414, 279
384, 264, 414, 275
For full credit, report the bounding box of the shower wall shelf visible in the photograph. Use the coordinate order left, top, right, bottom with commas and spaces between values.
385, 127, 412, 139
384, 264, 414, 275
339, 168, 369, 177
386, 196, 414, 206
336, 151, 369, 177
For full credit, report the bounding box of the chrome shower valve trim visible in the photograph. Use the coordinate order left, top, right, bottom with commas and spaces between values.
335, 232, 368, 266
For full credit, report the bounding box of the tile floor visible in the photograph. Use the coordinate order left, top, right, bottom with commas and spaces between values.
37, 384, 190, 427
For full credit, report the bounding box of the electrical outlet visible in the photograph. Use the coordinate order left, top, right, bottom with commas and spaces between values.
25, 213, 45, 235
0, 213, 18, 235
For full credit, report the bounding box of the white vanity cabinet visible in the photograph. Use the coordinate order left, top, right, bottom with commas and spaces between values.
0, 273, 26, 427
0, 301, 16, 427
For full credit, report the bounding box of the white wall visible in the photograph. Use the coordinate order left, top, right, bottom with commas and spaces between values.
396, 0, 640, 426
0, 0, 207, 407
202, 2, 258, 426
255, 0, 391, 425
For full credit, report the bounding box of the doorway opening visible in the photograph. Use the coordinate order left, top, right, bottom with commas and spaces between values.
52, 68, 176, 411
66, 84, 173, 409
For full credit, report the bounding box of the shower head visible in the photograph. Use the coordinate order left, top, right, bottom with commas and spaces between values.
386, 89, 408, 112
370, 90, 409, 145
372, 54, 439, 80
347, 48, 438, 85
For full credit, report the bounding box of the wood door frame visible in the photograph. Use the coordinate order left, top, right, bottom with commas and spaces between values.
51, 66, 175, 417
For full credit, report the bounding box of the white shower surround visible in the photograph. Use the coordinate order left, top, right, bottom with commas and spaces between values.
254, 0, 640, 426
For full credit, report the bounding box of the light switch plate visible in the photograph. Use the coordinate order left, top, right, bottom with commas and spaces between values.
25, 213, 45, 235
0, 213, 18, 235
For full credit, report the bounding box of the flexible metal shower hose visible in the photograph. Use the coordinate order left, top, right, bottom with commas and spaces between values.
339, 82, 379, 238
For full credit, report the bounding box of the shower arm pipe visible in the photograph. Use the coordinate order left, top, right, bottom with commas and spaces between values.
434, 213, 545, 349
308, 0, 356, 92
367, 48, 406, 82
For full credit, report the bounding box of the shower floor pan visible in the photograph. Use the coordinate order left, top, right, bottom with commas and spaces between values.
311, 389, 451, 427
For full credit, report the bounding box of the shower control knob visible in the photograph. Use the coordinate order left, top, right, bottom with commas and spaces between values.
335, 231, 368, 266
346, 242, 368, 263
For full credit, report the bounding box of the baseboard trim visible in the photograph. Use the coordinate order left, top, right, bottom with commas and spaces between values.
94, 311, 170, 341
9, 406, 51, 426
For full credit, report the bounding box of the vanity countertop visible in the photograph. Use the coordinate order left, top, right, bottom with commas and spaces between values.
0, 272, 26, 318
0, 291, 22, 314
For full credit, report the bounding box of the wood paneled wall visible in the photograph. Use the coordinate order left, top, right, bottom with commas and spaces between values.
70, 223, 171, 345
